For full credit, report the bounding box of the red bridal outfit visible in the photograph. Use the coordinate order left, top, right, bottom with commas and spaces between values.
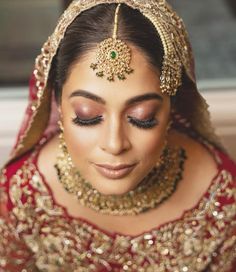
1, 132, 236, 272
1, 1, 236, 271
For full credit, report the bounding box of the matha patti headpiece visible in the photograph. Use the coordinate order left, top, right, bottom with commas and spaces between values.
32, 0, 194, 102
7, 0, 197, 161
90, 4, 134, 81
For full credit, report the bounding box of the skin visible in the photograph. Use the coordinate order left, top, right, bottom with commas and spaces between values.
59, 45, 171, 196
37, 44, 218, 235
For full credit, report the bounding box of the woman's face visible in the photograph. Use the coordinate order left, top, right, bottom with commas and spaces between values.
60, 45, 171, 196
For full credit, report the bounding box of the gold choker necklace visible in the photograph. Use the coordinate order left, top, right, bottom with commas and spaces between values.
54, 133, 187, 216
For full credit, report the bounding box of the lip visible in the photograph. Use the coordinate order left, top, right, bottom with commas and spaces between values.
93, 163, 137, 179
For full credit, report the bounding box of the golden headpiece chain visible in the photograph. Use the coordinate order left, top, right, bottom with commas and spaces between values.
90, 3, 134, 81
7, 0, 195, 162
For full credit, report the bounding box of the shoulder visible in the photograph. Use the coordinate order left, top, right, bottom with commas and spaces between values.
0, 143, 49, 215
1, 149, 34, 193
0, 152, 30, 220
166, 129, 235, 213
0, 162, 35, 271
169, 131, 236, 227
169, 129, 236, 178
168, 129, 236, 190
168, 129, 219, 182
169, 129, 236, 212
168, 129, 217, 162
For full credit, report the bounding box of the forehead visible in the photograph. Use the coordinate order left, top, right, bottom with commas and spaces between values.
63, 44, 163, 104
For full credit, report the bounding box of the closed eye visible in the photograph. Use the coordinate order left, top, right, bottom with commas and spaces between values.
72, 115, 159, 129
127, 116, 159, 129
72, 115, 103, 126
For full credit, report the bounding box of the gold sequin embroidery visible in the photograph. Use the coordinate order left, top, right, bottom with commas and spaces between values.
1, 150, 236, 272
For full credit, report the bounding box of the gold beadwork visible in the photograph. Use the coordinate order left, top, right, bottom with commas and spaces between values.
54, 128, 187, 216
2, 146, 236, 271
58, 120, 64, 132
90, 4, 134, 81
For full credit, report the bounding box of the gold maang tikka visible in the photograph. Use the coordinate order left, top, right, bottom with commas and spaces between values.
90, 3, 134, 81
55, 120, 187, 216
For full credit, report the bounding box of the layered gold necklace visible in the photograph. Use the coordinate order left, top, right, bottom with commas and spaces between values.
54, 133, 187, 216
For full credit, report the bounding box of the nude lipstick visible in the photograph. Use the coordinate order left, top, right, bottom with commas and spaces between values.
93, 163, 137, 179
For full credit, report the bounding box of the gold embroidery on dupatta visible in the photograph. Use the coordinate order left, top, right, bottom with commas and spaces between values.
5, 150, 236, 272
0, 169, 37, 271
0, 218, 36, 271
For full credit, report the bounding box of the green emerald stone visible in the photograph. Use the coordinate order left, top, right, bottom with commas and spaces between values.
110, 51, 117, 59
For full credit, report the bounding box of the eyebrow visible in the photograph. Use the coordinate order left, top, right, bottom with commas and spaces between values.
69, 89, 163, 106
69, 90, 106, 104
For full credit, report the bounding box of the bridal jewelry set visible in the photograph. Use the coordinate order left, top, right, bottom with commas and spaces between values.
55, 121, 186, 216
54, 3, 187, 216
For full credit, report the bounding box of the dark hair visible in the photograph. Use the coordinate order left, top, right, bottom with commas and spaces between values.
48, 3, 164, 104
47, 3, 224, 152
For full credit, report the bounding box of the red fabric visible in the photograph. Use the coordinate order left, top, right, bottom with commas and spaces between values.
1, 141, 236, 271
1, 3, 234, 270
9, 72, 60, 160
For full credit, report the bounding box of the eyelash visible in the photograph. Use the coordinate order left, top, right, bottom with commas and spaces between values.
72, 115, 159, 129
127, 116, 158, 129
72, 116, 103, 126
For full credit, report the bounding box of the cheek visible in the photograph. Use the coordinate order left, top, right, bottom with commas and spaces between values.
132, 127, 165, 162
61, 99, 98, 163
132, 111, 169, 163
62, 116, 99, 165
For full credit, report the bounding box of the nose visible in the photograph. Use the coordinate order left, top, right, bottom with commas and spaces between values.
99, 116, 131, 155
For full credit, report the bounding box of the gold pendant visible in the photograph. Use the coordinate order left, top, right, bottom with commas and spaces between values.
90, 37, 134, 81
90, 3, 134, 82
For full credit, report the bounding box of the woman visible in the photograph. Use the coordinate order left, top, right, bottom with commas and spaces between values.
0, 1, 236, 271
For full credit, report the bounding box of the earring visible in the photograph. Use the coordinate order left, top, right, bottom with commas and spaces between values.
157, 119, 173, 166
58, 120, 64, 132
167, 119, 173, 132
57, 120, 74, 168
58, 119, 65, 149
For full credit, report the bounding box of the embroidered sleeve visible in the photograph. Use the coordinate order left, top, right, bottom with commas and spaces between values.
0, 168, 38, 272
208, 173, 236, 272
0, 217, 38, 271
208, 232, 236, 272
